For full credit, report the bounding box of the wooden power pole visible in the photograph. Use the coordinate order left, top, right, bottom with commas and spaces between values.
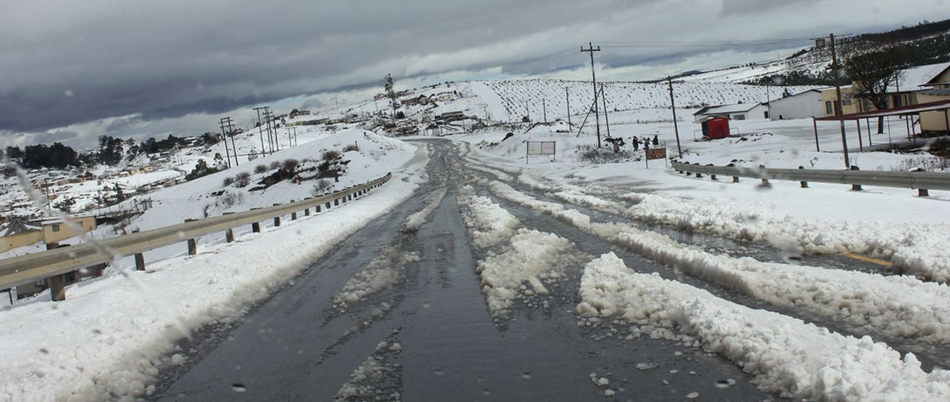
668, 77, 683, 158
581, 43, 602, 148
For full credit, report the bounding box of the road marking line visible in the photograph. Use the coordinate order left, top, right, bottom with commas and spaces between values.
844, 253, 893, 267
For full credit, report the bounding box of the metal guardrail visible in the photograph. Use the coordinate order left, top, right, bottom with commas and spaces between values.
671, 161, 950, 195
0, 173, 392, 299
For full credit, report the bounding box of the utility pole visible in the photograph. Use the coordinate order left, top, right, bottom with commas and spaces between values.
526, 100, 530, 121
253, 106, 267, 156
581, 42, 602, 148
830, 33, 850, 168
218, 117, 233, 168
565, 87, 572, 126
668, 77, 683, 158
221, 117, 239, 166
815, 34, 850, 168
264, 110, 277, 153
601, 83, 611, 138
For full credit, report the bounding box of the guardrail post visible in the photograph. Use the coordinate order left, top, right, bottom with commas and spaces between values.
711, 174, 717, 181
252, 222, 261, 233
221, 213, 236, 242
273, 204, 281, 226
686, 171, 693, 176
304, 208, 310, 216
799, 166, 808, 188
732, 176, 739, 183
850, 166, 862, 191
316, 205, 322, 212
335, 199, 340, 206
695, 173, 703, 178
183, 219, 198, 255
291, 211, 297, 220
135, 253, 146, 271
48, 274, 66, 302
919, 189, 930, 197
761, 178, 769, 186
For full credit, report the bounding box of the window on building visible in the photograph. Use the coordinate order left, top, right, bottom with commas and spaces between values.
734, 114, 746, 120
825, 101, 834, 115
51, 224, 60, 232
764, 110, 770, 119
842, 99, 852, 106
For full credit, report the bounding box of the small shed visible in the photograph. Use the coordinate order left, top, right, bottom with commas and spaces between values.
701, 117, 730, 140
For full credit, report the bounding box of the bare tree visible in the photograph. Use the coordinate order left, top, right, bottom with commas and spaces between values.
844, 46, 906, 133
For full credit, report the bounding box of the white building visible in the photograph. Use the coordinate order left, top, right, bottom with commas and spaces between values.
692, 103, 769, 122
768, 89, 825, 120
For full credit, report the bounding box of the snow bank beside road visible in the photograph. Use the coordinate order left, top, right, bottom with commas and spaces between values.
623, 191, 950, 282
0, 142, 425, 402
576, 253, 950, 402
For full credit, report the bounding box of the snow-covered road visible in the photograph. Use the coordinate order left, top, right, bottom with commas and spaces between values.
146, 139, 950, 402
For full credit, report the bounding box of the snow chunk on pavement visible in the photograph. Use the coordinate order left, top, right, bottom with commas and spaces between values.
334, 245, 420, 307
459, 185, 521, 249
576, 253, 950, 401
476, 228, 582, 315
404, 187, 447, 231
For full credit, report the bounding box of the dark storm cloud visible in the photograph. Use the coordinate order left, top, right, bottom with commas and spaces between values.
0, 0, 939, 143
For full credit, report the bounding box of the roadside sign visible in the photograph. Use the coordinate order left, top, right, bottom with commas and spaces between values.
526, 141, 556, 163
644, 147, 668, 169
646, 148, 666, 160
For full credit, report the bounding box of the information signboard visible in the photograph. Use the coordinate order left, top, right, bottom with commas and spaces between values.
526, 141, 556, 163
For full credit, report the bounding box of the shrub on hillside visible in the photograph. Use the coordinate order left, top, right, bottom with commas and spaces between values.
342, 144, 359, 153
576, 145, 635, 164
321, 150, 340, 161
269, 161, 281, 170
310, 179, 333, 196
930, 137, 950, 158
222, 176, 235, 187
254, 164, 268, 174
234, 171, 251, 187
282, 158, 299, 173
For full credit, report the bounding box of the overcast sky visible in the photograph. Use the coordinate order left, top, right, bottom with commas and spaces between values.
1, 0, 944, 149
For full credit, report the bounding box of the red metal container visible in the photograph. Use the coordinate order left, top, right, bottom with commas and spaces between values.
702, 117, 730, 140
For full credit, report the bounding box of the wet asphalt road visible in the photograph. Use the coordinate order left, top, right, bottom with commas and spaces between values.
152, 139, 908, 401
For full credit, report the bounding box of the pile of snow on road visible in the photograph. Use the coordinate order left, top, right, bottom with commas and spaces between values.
458, 185, 521, 249
575, 253, 950, 402
476, 228, 584, 315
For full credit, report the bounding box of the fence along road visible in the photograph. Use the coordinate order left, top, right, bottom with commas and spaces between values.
0, 173, 392, 301
672, 161, 950, 196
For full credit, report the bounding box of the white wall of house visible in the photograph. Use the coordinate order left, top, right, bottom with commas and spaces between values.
728, 104, 769, 121
769, 91, 824, 120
